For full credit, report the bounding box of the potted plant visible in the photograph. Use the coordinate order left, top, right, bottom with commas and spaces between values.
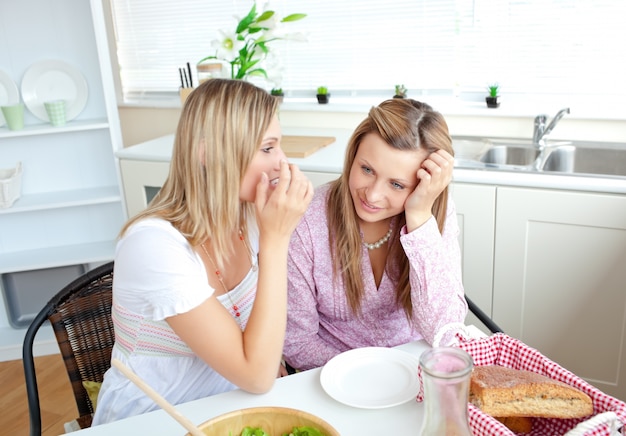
198, 4, 307, 81
393, 84, 407, 98
316, 86, 330, 104
270, 88, 284, 103
486, 83, 500, 108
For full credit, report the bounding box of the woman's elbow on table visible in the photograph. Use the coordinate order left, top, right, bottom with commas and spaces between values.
239, 374, 277, 394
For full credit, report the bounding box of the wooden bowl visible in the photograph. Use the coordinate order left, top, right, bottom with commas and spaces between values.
190, 406, 340, 435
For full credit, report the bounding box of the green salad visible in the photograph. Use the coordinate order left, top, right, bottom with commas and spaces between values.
236, 426, 326, 436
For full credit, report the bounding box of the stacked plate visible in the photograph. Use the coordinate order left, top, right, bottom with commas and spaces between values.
1, 60, 88, 127
21, 59, 88, 122
0, 70, 20, 127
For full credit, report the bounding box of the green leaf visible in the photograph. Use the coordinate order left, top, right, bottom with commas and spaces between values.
282, 13, 307, 22
487, 83, 499, 96
256, 41, 270, 54
235, 67, 267, 80
281, 426, 325, 436
256, 10, 275, 22
239, 427, 270, 436
253, 68, 268, 78
299, 426, 324, 436
236, 4, 257, 34
247, 25, 264, 34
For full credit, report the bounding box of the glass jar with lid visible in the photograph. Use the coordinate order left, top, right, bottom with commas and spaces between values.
196, 62, 224, 84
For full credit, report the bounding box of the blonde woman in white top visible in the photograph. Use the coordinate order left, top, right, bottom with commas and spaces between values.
93, 79, 313, 424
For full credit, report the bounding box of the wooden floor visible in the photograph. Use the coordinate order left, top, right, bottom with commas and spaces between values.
0, 353, 76, 436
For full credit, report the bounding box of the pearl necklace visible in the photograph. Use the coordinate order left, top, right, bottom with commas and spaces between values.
201, 230, 258, 322
362, 226, 393, 250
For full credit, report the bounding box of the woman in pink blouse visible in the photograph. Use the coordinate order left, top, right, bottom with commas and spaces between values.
283, 98, 468, 371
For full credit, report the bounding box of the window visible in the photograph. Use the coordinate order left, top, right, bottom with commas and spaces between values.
109, 0, 626, 104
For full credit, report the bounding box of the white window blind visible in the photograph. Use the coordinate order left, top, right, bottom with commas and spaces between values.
109, 0, 626, 102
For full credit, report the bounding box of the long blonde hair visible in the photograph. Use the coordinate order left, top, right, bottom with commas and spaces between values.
326, 98, 454, 319
120, 79, 279, 268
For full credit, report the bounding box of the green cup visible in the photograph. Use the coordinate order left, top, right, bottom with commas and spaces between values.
1, 103, 25, 131
44, 100, 67, 127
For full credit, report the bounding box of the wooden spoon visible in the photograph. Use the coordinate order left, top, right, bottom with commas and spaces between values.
111, 358, 205, 436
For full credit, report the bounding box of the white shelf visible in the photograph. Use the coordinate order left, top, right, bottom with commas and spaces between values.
0, 0, 125, 361
0, 118, 109, 138
0, 185, 122, 215
0, 240, 116, 274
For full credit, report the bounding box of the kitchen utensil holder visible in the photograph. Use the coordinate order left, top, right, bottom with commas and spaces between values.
179, 87, 194, 106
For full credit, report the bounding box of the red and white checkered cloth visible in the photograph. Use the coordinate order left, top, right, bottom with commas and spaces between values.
417, 333, 626, 436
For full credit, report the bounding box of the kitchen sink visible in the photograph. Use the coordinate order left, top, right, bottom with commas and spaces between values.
453, 136, 626, 178
479, 144, 539, 168
453, 138, 542, 170
540, 145, 626, 177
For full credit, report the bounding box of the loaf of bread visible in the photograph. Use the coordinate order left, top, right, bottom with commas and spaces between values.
470, 365, 593, 419
495, 416, 533, 434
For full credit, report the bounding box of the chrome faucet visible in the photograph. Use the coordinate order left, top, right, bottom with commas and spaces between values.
532, 107, 571, 170
533, 107, 570, 145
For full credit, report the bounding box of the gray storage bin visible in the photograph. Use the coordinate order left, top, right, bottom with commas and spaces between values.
1, 264, 87, 328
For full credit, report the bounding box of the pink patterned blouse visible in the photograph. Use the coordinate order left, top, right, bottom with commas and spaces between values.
284, 184, 468, 370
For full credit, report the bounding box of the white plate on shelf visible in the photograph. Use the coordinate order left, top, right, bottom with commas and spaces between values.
0, 69, 20, 127
20, 60, 88, 122
320, 346, 421, 409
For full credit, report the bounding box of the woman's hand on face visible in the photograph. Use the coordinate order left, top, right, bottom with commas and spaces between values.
255, 160, 313, 240
404, 149, 454, 231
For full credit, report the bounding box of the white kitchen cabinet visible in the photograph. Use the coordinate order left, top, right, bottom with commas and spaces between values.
492, 187, 626, 400
119, 159, 170, 219
450, 183, 497, 332
0, 0, 125, 360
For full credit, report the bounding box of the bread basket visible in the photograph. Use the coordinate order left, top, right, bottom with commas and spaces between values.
452, 333, 626, 436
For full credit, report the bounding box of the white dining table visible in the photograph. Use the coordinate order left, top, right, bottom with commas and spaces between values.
72, 340, 433, 435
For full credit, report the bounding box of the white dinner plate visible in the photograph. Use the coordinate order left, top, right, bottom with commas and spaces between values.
0, 69, 20, 127
320, 346, 421, 409
20, 60, 88, 122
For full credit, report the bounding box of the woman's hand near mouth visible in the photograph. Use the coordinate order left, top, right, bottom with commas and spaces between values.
255, 159, 313, 241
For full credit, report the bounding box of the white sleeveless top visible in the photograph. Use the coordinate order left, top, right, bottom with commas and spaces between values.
92, 218, 258, 425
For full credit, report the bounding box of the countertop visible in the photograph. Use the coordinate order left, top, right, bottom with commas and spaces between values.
115, 128, 626, 194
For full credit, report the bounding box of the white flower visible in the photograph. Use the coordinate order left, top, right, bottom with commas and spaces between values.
211, 30, 244, 61
265, 51, 284, 85
256, 28, 277, 43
